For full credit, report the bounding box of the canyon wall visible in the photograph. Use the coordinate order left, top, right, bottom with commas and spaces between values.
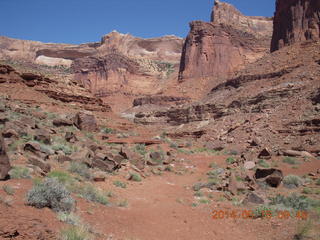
271, 0, 320, 52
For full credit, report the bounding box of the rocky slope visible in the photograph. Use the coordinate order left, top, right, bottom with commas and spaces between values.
178, 0, 272, 82
271, 0, 320, 52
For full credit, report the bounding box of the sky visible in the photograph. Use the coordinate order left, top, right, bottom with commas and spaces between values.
0, 0, 275, 44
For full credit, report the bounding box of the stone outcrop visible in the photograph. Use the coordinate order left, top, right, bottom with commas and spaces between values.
178, 0, 272, 82
212, 0, 273, 37
0, 135, 11, 180
271, 0, 320, 52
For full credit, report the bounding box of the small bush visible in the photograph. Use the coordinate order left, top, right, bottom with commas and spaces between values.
68, 162, 91, 180
294, 220, 313, 240
73, 184, 109, 205
134, 144, 147, 155
283, 157, 300, 165
129, 172, 142, 182
194, 191, 204, 197
9, 166, 31, 179
316, 179, 320, 186
2, 185, 14, 195
253, 205, 275, 218
26, 178, 75, 212
60, 226, 90, 240
101, 127, 114, 134
283, 175, 303, 188
118, 199, 128, 208
226, 157, 236, 164
113, 180, 127, 189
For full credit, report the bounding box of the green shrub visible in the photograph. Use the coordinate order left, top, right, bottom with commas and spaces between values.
129, 172, 142, 182
283, 157, 300, 165
101, 127, 114, 134
283, 175, 303, 188
294, 220, 313, 240
47, 171, 74, 184
60, 226, 90, 240
253, 205, 275, 218
52, 143, 75, 155
226, 157, 236, 164
316, 179, 320, 186
73, 184, 109, 205
26, 178, 75, 212
302, 188, 313, 194
257, 159, 270, 168
113, 180, 127, 189
194, 191, 204, 197
68, 162, 91, 180
9, 166, 31, 179
2, 185, 14, 195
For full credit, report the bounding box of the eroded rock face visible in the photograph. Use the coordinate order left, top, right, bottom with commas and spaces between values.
178, 1, 272, 82
212, 0, 273, 37
271, 0, 320, 52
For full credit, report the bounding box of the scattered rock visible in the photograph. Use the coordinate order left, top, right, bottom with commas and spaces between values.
92, 171, 107, 182
24, 141, 41, 153
0, 135, 11, 180
0, 114, 8, 124
56, 155, 72, 163
65, 132, 77, 143
243, 192, 265, 204
52, 118, 73, 127
244, 161, 256, 170
2, 129, 19, 139
70, 148, 94, 167
28, 156, 51, 174
73, 112, 98, 132
258, 148, 272, 159
92, 158, 117, 173
34, 129, 51, 145
228, 172, 246, 195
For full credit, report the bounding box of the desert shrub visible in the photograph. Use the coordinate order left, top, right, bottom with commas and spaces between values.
101, 127, 114, 134
316, 179, 320, 186
194, 191, 204, 197
2, 185, 14, 195
253, 205, 275, 218
60, 226, 90, 240
9, 166, 31, 179
113, 180, 127, 189
283, 175, 303, 188
47, 171, 74, 184
302, 188, 313, 194
72, 184, 108, 205
58, 212, 81, 226
26, 178, 75, 212
270, 193, 312, 211
129, 172, 142, 182
283, 157, 300, 165
118, 199, 128, 207
226, 157, 236, 164
294, 220, 313, 240
134, 144, 147, 155
68, 162, 91, 180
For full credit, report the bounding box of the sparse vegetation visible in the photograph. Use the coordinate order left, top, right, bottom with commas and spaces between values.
9, 166, 31, 179
48, 171, 74, 184
257, 159, 270, 168
60, 225, 91, 240
26, 178, 75, 212
283, 175, 303, 188
294, 220, 313, 240
72, 184, 109, 205
101, 127, 115, 134
68, 162, 91, 180
283, 157, 300, 165
118, 199, 128, 207
134, 144, 147, 156
2, 185, 15, 195
129, 172, 142, 182
302, 188, 313, 194
113, 180, 127, 189
226, 157, 236, 164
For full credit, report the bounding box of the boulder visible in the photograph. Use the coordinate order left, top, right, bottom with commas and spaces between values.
52, 118, 73, 127
34, 129, 51, 144
73, 112, 98, 132
254, 168, 283, 187
282, 150, 314, 158
243, 192, 265, 204
258, 148, 272, 159
2, 129, 19, 139
120, 147, 145, 170
92, 158, 116, 172
244, 161, 256, 170
0, 135, 11, 180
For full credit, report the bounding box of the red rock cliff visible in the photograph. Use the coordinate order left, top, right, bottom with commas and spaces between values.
271, 0, 320, 52
178, 0, 273, 82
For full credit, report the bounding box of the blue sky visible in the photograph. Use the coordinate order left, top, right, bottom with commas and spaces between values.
0, 0, 275, 44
